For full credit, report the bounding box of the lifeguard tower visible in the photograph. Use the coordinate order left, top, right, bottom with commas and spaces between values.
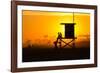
54, 12, 76, 48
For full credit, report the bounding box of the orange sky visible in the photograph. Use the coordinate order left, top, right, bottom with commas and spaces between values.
22, 10, 90, 48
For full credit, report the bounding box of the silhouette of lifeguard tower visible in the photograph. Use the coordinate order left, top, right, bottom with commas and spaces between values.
54, 12, 76, 48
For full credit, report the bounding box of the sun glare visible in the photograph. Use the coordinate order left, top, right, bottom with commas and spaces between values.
22, 10, 90, 48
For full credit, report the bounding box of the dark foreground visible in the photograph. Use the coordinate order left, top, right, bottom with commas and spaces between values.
22, 47, 90, 62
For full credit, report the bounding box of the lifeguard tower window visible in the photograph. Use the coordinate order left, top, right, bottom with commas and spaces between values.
61, 23, 75, 39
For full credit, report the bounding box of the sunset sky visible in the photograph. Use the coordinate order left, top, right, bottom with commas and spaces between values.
22, 10, 90, 48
